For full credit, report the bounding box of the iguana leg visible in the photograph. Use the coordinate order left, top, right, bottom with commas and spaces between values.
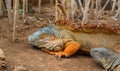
49, 41, 81, 58
62, 41, 81, 57
105, 55, 117, 70
110, 58, 120, 70
102, 53, 120, 71
90, 48, 107, 68
90, 47, 120, 71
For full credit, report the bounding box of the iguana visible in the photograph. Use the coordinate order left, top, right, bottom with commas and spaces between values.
28, 19, 120, 71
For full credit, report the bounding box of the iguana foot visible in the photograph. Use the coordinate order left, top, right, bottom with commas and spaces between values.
90, 47, 120, 71
48, 41, 81, 58
48, 51, 68, 58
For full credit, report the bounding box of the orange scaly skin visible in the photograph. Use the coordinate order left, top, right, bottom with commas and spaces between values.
49, 41, 81, 57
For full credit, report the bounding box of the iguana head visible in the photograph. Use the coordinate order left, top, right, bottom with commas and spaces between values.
28, 25, 57, 48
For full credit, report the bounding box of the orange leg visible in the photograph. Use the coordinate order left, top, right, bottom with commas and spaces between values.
48, 41, 81, 58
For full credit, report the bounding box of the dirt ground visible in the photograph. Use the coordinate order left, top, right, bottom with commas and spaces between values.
0, 5, 105, 71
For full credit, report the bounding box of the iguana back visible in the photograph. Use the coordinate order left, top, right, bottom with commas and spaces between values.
54, 19, 120, 53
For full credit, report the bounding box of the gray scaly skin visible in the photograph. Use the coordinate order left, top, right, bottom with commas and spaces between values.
28, 25, 120, 70
90, 47, 120, 71
28, 25, 73, 52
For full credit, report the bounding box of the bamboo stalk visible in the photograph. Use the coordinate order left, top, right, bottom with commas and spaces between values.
13, 0, 19, 42
111, 0, 116, 12
61, 0, 65, 5
5, 0, 12, 26
102, 0, 110, 12
118, 0, 120, 23
58, 7, 62, 19
66, 0, 71, 19
91, 0, 95, 10
2, 0, 6, 14
111, 0, 120, 9
95, 0, 99, 22
115, 7, 120, 18
25, 0, 28, 13
71, 0, 75, 20
57, 3, 66, 17
112, 1, 120, 20
13, 0, 15, 9
83, 0, 85, 7
38, 0, 41, 13
0, 0, 3, 17
55, 0, 58, 21
50, 0, 54, 5
82, 0, 90, 24
78, 0, 84, 14
57, 0, 68, 19
98, 0, 102, 19
22, 0, 25, 19
0, 0, 2, 8
118, 7, 120, 24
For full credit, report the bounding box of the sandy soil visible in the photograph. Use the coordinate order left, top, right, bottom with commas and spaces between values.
0, 5, 104, 71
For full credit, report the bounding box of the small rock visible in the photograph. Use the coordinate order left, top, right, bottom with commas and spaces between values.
0, 48, 7, 70
13, 66, 27, 71
0, 60, 7, 70
0, 48, 5, 60
28, 17, 37, 22
38, 18, 44, 21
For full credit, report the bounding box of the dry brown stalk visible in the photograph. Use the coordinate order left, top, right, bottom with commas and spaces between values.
111, 0, 116, 12
102, 0, 110, 12
25, 0, 28, 13
82, 0, 90, 24
13, 0, 19, 42
22, 0, 25, 19
55, 0, 58, 21
38, 0, 41, 13
78, 0, 84, 14
66, 0, 71, 19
